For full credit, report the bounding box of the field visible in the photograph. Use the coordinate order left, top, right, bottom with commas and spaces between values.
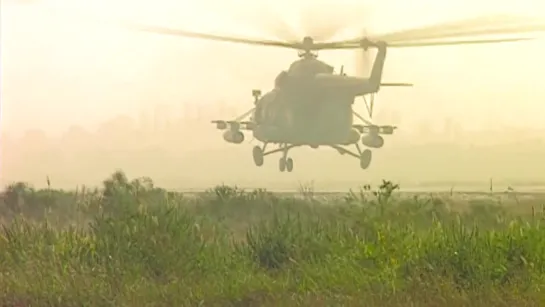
1, 171, 545, 306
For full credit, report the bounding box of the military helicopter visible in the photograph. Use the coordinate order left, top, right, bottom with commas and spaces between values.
126, 14, 545, 172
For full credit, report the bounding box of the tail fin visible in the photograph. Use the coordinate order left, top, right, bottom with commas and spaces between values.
367, 42, 387, 92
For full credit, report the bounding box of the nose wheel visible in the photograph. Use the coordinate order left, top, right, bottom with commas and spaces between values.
279, 157, 293, 172
252, 143, 296, 172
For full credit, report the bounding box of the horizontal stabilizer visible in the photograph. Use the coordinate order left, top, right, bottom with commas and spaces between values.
381, 82, 413, 86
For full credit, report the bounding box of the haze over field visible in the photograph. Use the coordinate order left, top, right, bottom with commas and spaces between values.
1, 0, 545, 189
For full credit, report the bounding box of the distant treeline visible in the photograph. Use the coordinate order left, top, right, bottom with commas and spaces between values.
2, 114, 545, 189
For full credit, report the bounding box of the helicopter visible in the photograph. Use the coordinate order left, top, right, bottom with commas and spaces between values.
125, 14, 545, 172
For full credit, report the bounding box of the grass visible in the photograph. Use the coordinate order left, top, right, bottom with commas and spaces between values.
0, 171, 545, 306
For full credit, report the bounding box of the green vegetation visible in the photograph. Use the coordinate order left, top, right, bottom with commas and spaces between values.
1, 171, 545, 306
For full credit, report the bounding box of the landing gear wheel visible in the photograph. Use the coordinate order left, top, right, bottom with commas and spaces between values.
360, 149, 372, 170
279, 158, 286, 172
252, 146, 264, 167
286, 158, 294, 172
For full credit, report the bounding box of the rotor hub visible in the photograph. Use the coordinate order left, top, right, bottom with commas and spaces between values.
302, 36, 314, 51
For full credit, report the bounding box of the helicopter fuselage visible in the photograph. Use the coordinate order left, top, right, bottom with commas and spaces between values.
251, 84, 358, 146
248, 44, 387, 146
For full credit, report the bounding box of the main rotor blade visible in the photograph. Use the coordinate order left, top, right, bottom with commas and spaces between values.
122, 14, 543, 52
124, 23, 299, 49
372, 14, 543, 42
388, 37, 533, 48
324, 36, 534, 50
327, 14, 543, 49
385, 23, 545, 44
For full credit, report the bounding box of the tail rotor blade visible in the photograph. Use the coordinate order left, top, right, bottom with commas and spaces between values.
355, 29, 372, 77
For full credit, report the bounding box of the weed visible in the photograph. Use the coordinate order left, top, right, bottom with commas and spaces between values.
0, 171, 544, 306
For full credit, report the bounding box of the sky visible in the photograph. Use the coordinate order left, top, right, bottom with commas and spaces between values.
1, 0, 545, 136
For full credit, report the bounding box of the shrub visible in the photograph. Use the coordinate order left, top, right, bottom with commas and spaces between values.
0, 172, 544, 306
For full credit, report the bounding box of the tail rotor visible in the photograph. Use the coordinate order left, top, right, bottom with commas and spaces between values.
355, 29, 373, 78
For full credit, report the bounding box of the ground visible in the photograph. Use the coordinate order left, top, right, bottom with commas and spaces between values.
0, 171, 544, 306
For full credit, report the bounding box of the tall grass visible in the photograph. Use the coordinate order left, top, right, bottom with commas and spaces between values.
0, 171, 544, 306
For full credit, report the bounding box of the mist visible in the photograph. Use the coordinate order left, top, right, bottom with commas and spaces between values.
1, 0, 545, 190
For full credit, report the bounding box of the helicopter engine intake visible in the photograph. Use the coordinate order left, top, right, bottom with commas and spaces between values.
223, 130, 245, 144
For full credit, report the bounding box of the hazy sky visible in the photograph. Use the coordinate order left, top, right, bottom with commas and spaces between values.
2, 0, 545, 136
2, 0, 545, 188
